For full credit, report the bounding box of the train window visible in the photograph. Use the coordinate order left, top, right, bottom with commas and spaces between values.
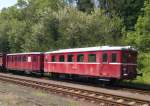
7, 56, 9, 61
7, 57, 9, 61
67, 54, 74, 62
8, 56, 11, 62
77, 54, 84, 62
15, 56, 17, 61
88, 54, 96, 62
28, 56, 31, 62
111, 53, 117, 63
51, 56, 56, 62
123, 53, 128, 63
59, 55, 64, 62
19, 56, 21, 61
102, 53, 108, 63
12, 56, 14, 62
23, 56, 27, 62
45, 55, 48, 62
16, 56, 19, 61
33, 56, 37, 62
18, 56, 21, 62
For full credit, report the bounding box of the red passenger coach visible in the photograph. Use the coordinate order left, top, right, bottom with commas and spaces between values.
44, 46, 137, 81
6, 52, 44, 73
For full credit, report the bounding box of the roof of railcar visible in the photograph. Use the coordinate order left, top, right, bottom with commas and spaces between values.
46, 46, 136, 54
7, 52, 43, 56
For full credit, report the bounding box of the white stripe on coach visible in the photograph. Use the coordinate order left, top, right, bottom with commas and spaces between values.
46, 62, 137, 65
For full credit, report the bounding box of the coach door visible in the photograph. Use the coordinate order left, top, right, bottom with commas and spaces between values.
101, 52, 109, 76
32, 55, 38, 71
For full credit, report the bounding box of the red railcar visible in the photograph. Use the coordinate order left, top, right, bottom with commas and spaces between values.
0, 53, 6, 70
6, 52, 44, 73
44, 46, 137, 80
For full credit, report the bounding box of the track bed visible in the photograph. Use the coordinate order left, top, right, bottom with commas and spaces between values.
0, 79, 96, 106
0, 73, 150, 106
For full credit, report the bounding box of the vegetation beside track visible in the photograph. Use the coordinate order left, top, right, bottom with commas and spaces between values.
135, 53, 150, 84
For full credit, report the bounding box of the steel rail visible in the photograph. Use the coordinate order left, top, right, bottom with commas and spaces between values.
0, 74, 149, 106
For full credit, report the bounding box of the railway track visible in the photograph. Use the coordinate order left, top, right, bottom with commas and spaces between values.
0, 74, 149, 106
119, 87, 150, 96
1, 72, 150, 96
42, 77, 150, 96
49, 78, 150, 96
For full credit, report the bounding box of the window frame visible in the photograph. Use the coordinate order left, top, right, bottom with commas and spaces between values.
18, 56, 21, 62
111, 53, 117, 63
67, 54, 74, 62
77, 54, 84, 62
33, 55, 37, 62
51, 55, 56, 62
88, 53, 96, 63
23, 55, 27, 62
15, 56, 18, 62
59, 55, 65, 62
45, 55, 48, 62
102, 52, 108, 63
11, 56, 14, 62
122, 53, 128, 63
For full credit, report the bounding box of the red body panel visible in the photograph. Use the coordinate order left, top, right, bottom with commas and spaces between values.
44, 50, 125, 79
6, 53, 44, 72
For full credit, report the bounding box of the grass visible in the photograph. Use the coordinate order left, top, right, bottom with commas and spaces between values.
0, 93, 19, 106
32, 90, 48, 97
135, 53, 150, 84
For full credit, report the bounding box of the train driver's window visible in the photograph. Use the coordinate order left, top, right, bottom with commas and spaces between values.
51, 56, 56, 62
111, 53, 117, 63
59, 55, 64, 62
67, 54, 74, 62
88, 54, 96, 62
77, 54, 84, 62
102, 53, 108, 63
123, 53, 128, 63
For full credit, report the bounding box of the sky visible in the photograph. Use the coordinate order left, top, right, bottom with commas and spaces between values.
0, 0, 17, 10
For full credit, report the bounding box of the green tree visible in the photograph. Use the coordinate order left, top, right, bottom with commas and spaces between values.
77, 0, 94, 13
55, 7, 122, 48
103, 0, 144, 30
77, 0, 144, 30
126, 1, 150, 52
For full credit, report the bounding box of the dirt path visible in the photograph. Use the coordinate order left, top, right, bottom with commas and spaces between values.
0, 81, 97, 106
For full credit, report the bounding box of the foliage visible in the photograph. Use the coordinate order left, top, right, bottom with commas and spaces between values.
126, 1, 150, 52
77, 0, 94, 13
100, 0, 144, 30
0, 0, 123, 52
77, 0, 144, 30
